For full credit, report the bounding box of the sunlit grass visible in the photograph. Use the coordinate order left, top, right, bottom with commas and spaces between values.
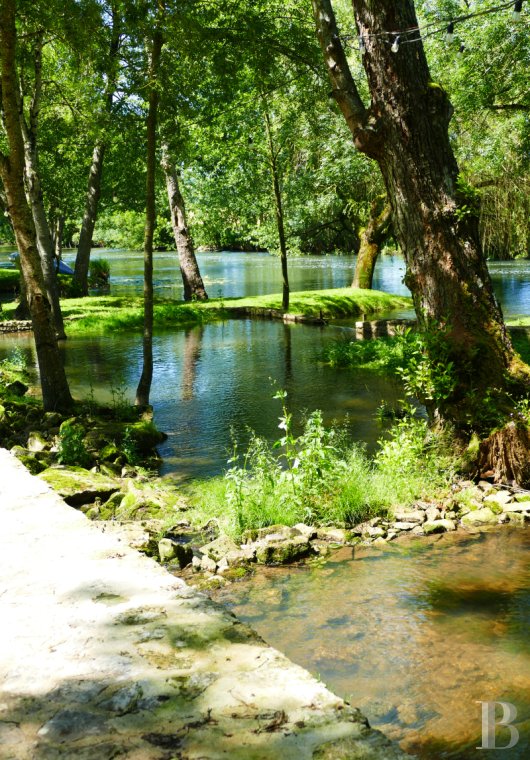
1, 287, 411, 333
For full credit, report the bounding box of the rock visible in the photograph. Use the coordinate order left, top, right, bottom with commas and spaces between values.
257, 525, 302, 541
504, 511, 526, 524
37, 709, 108, 742
200, 535, 240, 562
372, 537, 388, 547
362, 526, 386, 539
293, 522, 317, 539
43, 411, 62, 428
6, 380, 28, 396
191, 555, 202, 572
99, 683, 143, 715
425, 506, 441, 522
514, 493, 530, 502
502, 503, 530, 513
484, 490, 512, 508
316, 527, 350, 543
158, 539, 193, 568
158, 538, 178, 562
200, 555, 217, 573
126, 420, 167, 453
224, 546, 256, 567
38, 466, 120, 507
411, 525, 424, 535
255, 537, 312, 564
423, 519, 456, 535
99, 521, 153, 552
18, 454, 46, 475
392, 522, 417, 531
478, 480, 494, 493
461, 507, 499, 526
26, 431, 48, 452
392, 510, 425, 524
310, 540, 334, 556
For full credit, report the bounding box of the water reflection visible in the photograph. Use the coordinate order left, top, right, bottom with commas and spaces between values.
214, 528, 530, 758
0, 320, 401, 480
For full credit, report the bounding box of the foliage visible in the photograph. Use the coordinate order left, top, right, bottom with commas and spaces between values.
186, 392, 455, 539
323, 327, 457, 407
57, 422, 92, 468
88, 258, 110, 289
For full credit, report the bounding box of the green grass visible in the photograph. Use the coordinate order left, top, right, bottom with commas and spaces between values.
184, 409, 455, 540
221, 287, 411, 318
322, 333, 411, 374
1, 287, 412, 334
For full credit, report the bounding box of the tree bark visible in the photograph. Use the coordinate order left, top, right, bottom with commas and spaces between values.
135, 30, 163, 407
352, 196, 391, 289
313, 0, 529, 431
0, 0, 72, 411
20, 35, 66, 339
160, 142, 208, 301
74, 4, 120, 295
74, 141, 106, 295
264, 109, 289, 312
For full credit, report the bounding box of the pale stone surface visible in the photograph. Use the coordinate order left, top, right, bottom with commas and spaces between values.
461, 507, 499, 526
0, 448, 410, 759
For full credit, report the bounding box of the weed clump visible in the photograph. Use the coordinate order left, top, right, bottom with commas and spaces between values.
187, 391, 455, 540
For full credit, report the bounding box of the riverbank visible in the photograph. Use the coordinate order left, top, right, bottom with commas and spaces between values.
0, 287, 411, 335
0, 447, 407, 760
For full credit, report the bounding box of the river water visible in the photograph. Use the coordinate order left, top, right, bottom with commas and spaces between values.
215, 528, 530, 758
2, 250, 530, 479
1, 249, 529, 756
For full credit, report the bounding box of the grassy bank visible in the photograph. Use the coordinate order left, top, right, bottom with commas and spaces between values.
1, 287, 412, 334
184, 396, 456, 541
0, 269, 19, 294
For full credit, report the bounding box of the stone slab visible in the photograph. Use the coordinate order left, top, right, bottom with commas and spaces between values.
0, 449, 408, 759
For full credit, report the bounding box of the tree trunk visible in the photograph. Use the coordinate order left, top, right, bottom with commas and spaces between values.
352, 196, 391, 289
74, 4, 120, 295
74, 140, 106, 295
160, 142, 208, 301
313, 0, 530, 432
264, 109, 289, 311
0, 0, 72, 411
20, 36, 66, 339
135, 30, 163, 407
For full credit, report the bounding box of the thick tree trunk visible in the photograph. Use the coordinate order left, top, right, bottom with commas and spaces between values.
160, 143, 208, 301
352, 196, 391, 289
264, 110, 289, 311
135, 30, 163, 407
313, 0, 529, 432
74, 141, 106, 295
21, 37, 66, 339
0, 0, 72, 411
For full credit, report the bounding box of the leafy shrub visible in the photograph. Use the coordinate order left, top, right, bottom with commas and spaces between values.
57, 423, 92, 468
89, 259, 111, 289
